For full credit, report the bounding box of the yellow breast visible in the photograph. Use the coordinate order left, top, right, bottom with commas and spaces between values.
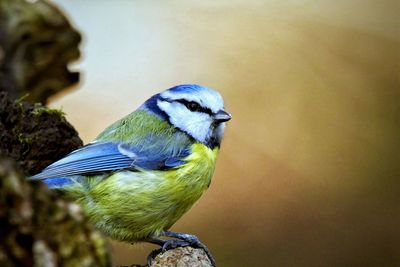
80, 142, 220, 242
174, 143, 219, 189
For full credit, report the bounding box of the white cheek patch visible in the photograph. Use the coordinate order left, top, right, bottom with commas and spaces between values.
215, 123, 225, 141
157, 100, 213, 143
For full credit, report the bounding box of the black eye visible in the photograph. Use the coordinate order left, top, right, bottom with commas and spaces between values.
175, 99, 212, 114
185, 102, 201, 112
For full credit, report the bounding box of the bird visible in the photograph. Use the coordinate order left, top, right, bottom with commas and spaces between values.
30, 84, 231, 266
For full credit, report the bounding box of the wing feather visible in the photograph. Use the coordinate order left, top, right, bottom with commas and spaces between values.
30, 141, 190, 180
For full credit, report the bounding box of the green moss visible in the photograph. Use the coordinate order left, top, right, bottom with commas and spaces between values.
17, 133, 32, 145
15, 94, 30, 104
31, 104, 66, 119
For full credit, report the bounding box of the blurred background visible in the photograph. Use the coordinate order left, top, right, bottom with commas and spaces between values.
51, 1, 400, 266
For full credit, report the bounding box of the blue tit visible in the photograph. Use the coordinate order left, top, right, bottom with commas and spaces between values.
30, 84, 231, 265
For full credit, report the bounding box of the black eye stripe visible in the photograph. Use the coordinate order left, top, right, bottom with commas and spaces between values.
175, 99, 213, 115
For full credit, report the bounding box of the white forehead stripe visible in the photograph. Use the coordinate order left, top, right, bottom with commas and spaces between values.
160, 87, 224, 113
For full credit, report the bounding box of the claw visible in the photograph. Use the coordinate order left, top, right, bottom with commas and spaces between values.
161, 239, 190, 252
147, 248, 161, 266
146, 232, 216, 266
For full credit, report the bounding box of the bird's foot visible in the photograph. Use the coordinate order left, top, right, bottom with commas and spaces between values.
147, 231, 216, 266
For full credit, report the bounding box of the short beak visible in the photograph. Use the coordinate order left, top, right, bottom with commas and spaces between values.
214, 110, 232, 123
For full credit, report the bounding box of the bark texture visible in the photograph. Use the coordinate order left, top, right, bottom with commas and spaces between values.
0, 0, 81, 104
0, 92, 83, 176
0, 158, 111, 267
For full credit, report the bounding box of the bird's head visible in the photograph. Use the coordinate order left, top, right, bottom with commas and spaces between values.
143, 84, 231, 148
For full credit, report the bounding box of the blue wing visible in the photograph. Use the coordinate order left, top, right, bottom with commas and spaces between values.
30, 141, 190, 181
